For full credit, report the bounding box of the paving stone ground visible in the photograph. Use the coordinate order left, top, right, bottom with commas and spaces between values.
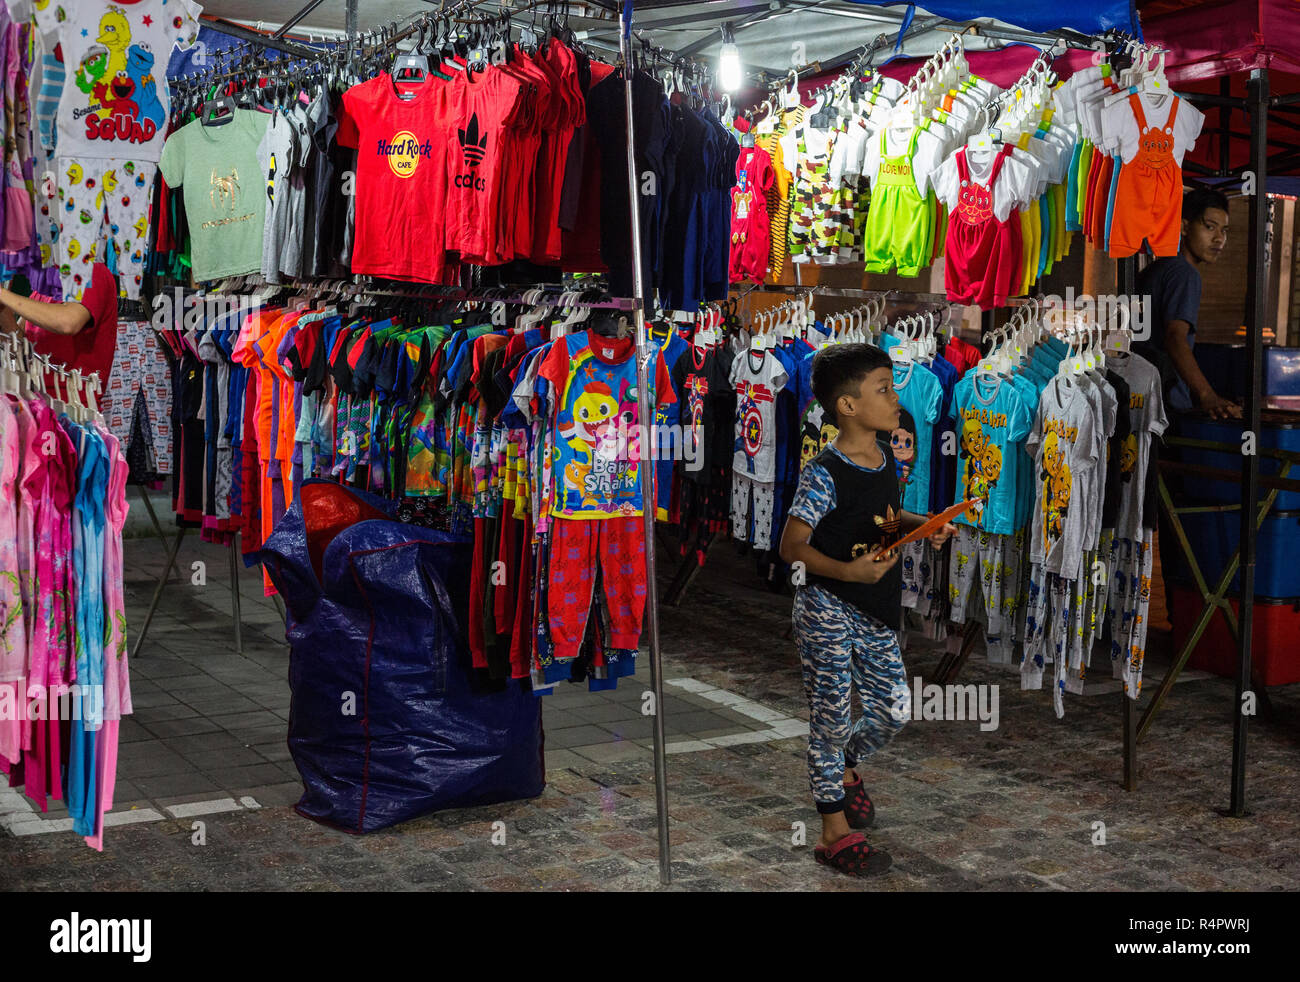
2, 533, 1298, 892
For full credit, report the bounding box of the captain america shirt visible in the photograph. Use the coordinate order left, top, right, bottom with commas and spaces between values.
729, 346, 789, 484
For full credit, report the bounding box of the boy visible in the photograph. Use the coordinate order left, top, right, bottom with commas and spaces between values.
779, 343, 955, 877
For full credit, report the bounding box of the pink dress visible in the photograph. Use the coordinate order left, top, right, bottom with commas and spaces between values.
99, 431, 132, 722
0, 396, 23, 764
85, 427, 130, 851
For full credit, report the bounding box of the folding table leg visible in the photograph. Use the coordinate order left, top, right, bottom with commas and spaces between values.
131, 526, 186, 660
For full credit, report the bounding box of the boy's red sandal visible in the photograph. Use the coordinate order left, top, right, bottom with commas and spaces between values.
843, 777, 876, 829
814, 832, 892, 877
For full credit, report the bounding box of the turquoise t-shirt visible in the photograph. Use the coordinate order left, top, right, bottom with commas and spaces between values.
892, 360, 943, 513
953, 371, 1036, 534
1031, 344, 1065, 378
1009, 372, 1046, 530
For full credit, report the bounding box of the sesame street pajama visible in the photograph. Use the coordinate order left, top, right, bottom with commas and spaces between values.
49, 155, 155, 301
794, 584, 908, 813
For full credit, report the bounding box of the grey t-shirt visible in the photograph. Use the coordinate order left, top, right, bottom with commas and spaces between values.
299, 92, 330, 275
159, 109, 271, 281
257, 110, 299, 285
1104, 351, 1169, 541
1080, 371, 1117, 551
1027, 373, 1100, 581
278, 103, 313, 279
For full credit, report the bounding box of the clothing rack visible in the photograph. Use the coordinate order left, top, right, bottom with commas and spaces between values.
131, 277, 637, 664
0, 330, 104, 422
661, 284, 964, 610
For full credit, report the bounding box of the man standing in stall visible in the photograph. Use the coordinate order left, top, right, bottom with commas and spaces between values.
1135, 188, 1239, 420
0, 262, 120, 409
1135, 188, 1238, 637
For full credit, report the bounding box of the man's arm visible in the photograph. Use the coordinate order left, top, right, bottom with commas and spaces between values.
0, 286, 92, 337
1166, 319, 1241, 419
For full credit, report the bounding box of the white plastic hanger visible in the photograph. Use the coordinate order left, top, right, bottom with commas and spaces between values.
0, 343, 17, 397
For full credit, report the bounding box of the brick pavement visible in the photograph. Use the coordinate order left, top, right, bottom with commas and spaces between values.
2, 534, 1297, 891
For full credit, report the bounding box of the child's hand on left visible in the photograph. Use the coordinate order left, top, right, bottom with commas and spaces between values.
928, 522, 957, 549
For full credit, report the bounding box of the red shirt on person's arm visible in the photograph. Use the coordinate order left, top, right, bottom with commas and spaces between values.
24, 262, 119, 407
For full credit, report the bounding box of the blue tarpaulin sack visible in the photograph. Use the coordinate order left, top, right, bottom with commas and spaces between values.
260, 480, 544, 833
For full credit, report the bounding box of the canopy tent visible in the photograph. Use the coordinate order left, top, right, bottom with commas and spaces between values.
1139, 0, 1300, 178
847, 0, 1141, 37
196, 0, 1141, 80
1142, 0, 1300, 84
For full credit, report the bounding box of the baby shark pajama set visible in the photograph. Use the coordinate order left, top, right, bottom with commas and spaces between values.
35, 0, 200, 301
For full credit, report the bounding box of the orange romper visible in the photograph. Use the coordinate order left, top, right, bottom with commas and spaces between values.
1109, 93, 1183, 259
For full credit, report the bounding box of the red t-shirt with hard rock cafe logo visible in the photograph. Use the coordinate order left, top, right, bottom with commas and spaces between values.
337, 74, 460, 284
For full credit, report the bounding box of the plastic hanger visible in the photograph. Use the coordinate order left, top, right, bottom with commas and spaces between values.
201, 93, 237, 126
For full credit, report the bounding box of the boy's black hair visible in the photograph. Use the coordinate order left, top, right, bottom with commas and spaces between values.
811, 342, 892, 427
1183, 187, 1230, 224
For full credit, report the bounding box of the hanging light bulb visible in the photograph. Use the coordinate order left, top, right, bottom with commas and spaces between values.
718, 22, 742, 92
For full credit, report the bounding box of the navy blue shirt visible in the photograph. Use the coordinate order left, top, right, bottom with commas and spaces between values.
1136, 254, 1201, 412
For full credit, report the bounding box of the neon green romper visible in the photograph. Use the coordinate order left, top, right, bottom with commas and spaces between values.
864, 125, 932, 277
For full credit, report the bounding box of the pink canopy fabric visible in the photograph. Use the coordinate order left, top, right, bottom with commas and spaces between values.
1142, 0, 1300, 84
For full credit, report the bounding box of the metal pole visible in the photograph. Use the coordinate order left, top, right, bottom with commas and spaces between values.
1231, 67, 1268, 818
230, 532, 244, 657
345, 0, 358, 40
620, 0, 671, 887
270, 0, 330, 38
1122, 692, 1137, 791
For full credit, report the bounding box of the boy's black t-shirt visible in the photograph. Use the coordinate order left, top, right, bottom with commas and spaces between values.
805, 440, 904, 631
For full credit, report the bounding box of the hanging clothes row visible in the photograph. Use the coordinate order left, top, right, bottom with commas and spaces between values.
728, 36, 1002, 282
650, 291, 972, 590
147, 10, 739, 317
723, 35, 1206, 311
0, 327, 132, 851
1059, 41, 1204, 259
667, 289, 1167, 719
932, 302, 1167, 716
153, 281, 678, 695
929, 49, 1079, 309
